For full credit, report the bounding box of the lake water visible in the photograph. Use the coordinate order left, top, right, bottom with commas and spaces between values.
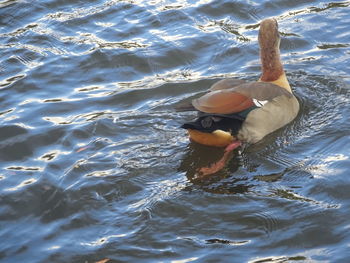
1, 0, 350, 262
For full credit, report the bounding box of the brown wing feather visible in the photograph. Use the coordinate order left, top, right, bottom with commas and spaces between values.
192, 90, 254, 114
190, 79, 292, 114
233, 82, 292, 100
210, 78, 248, 91
174, 101, 196, 111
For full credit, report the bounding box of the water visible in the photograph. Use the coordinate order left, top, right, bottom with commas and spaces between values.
1, 0, 350, 262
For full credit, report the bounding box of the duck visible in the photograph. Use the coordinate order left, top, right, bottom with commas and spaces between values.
180, 18, 299, 175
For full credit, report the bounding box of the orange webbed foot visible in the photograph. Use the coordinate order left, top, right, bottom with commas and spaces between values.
196, 141, 241, 177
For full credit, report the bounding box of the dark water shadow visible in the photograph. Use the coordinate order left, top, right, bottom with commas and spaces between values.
178, 141, 254, 194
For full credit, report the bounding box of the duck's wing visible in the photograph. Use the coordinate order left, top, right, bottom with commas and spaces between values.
175, 78, 247, 112
192, 90, 254, 114
233, 82, 292, 100
192, 81, 292, 114
174, 101, 196, 112
209, 78, 248, 91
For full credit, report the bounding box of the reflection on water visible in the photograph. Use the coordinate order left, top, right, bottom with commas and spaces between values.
1, 0, 350, 262
178, 143, 246, 194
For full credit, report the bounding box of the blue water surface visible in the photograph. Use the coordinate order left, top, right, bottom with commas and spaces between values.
1, 0, 350, 262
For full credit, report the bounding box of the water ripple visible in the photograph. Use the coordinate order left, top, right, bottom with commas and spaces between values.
1, 0, 350, 262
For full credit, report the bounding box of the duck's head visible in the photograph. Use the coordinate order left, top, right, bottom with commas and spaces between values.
259, 18, 280, 51
258, 18, 284, 82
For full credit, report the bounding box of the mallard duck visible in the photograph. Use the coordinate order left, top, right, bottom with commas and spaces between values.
180, 18, 299, 174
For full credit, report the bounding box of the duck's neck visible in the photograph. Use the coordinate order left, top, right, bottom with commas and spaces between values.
260, 47, 284, 82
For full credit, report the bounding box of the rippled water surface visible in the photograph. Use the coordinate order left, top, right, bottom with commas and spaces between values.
1, 0, 350, 262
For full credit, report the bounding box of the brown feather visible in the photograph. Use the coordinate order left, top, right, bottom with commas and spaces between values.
174, 101, 196, 112
210, 78, 248, 91
191, 80, 291, 114
233, 81, 292, 100
192, 90, 254, 114
258, 18, 284, 81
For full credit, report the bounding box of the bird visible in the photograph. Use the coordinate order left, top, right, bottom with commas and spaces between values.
180, 18, 300, 175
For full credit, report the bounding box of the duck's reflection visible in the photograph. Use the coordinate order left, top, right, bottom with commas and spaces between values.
178, 142, 252, 194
